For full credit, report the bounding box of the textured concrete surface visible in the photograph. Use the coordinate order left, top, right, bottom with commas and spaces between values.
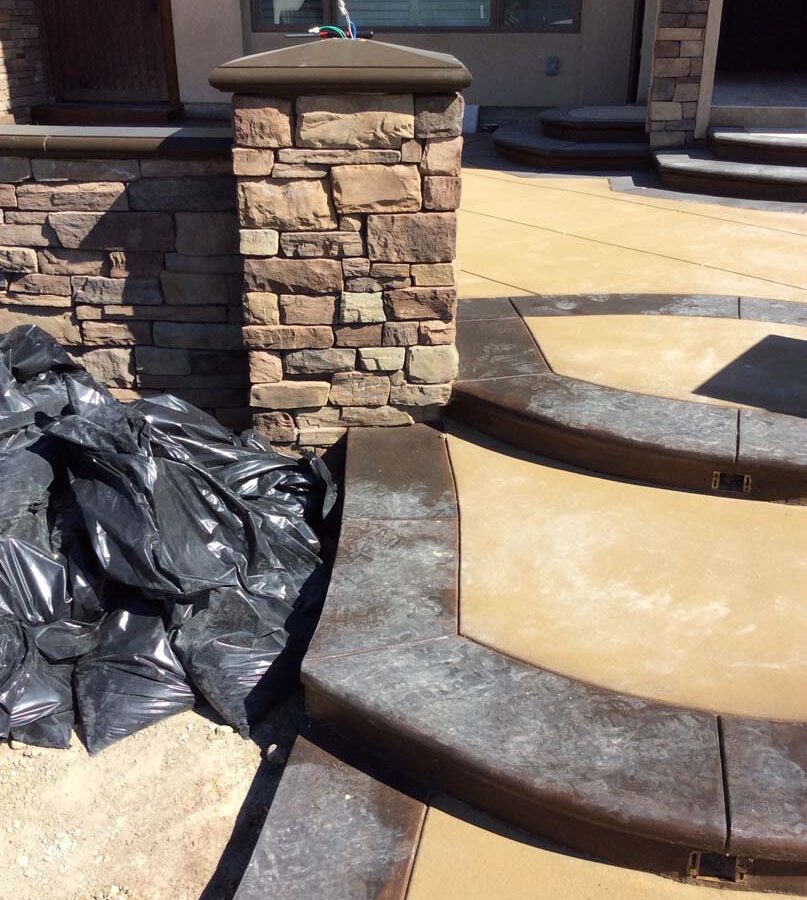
406, 802, 789, 900
447, 423, 807, 720
458, 138, 807, 302
523, 313, 807, 414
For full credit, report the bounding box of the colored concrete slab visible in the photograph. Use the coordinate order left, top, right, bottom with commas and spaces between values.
514, 293, 739, 319
447, 424, 807, 720
523, 313, 807, 415
455, 316, 548, 381
406, 804, 789, 900
235, 737, 424, 900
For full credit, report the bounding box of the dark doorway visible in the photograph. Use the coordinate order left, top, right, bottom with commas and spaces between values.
717, 0, 807, 73
37, 0, 182, 123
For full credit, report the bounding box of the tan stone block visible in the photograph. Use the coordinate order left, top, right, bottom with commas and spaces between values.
420, 320, 456, 345
328, 371, 390, 407
653, 57, 691, 77
371, 263, 410, 278
382, 321, 419, 347
242, 324, 334, 350
400, 139, 423, 163
0, 247, 37, 273
109, 251, 165, 278
75, 305, 103, 321
232, 148, 275, 176
277, 149, 401, 165
338, 406, 414, 426
296, 407, 341, 427
651, 101, 683, 122
254, 410, 297, 443
339, 214, 364, 232
284, 348, 355, 374
390, 382, 451, 407
296, 94, 414, 149
245, 292, 280, 325
38, 249, 107, 275
386, 286, 457, 321
358, 347, 405, 372
280, 294, 336, 325
82, 321, 151, 346
233, 95, 293, 148
32, 158, 140, 182
245, 257, 343, 294
367, 213, 456, 263
280, 231, 363, 259
411, 263, 454, 287
298, 426, 347, 447
334, 324, 383, 347
339, 291, 385, 324
331, 165, 421, 214
680, 40, 705, 58
423, 176, 461, 211
6, 212, 49, 225
251, 380, 330, 409
0, 157, 31, 183
657, 26, 703, 40
249, 351, 283, 383
407, 345, 459, 383
270, 164, 328, 179
0, 308, 80, 344
136, 347, 191, 375
238, 178, 337, 231
0, 224, 52, 247
9, 273, 70, 295
2, 294, 72, 309
240, 228, 280, 256
420, 137, 463, 176
415, 93, 464, 138
673, 82, 701, 102
78, 347, 133, 387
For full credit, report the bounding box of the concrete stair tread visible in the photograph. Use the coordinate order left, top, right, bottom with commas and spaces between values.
540, 104, 647, 128
656, 151, 807, 182
493, 126, 650, 170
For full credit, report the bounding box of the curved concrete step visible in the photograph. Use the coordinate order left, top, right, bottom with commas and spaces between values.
539, 105, 648, 143
493, 126, 651, 171
452, 295, 807, 500
655, 150, 807, 201
301, 426, 807, 893
710, 128, 807, 166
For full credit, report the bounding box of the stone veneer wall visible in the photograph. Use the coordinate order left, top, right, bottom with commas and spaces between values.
647, 0, 710, 148
0, 154, 250, 427
0, 0, 48, 124
232, 91, 463, 449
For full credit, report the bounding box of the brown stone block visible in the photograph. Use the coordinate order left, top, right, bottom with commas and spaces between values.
298, 426, 347, 447
658, 13, 686, 26
415, 93, 464, 139
242, 324, 334, 350
651, 101, 683, 122
8, 272, 70, 295
331, 164, 422, 214
105, 305, 229, 322
686, 13, 707, 27
389, 382, 451, 407
654, 41, 681, 59
277, 148, 402, 165
339, 406, 413, 426
153, 322, 242, 350
680, 41, 705, 58
5, 212, 49, 225
673, 82, 701, 102
161, 271, 239, 306
232, 148, 275, 177
296, 95, 414, 150
16, 181, 128, 212
280, 294, 337, 325
31, 158, 140, 182
0, 157, 31, 183
329, 371, 391, 407
0, 223, 53, 247
343, 258, 371, 279
661, 0, 708, 12
129, 177, 235, 212
271, 164, 329, 179
82, 320, 151, 346
285, 348, 356, 374
367, 213, 456, 263
238, 178, 337, 231
423, 176, 461, 211
386, 286, 457, 321
652, 57, 691, 77
140, 159, 232, 177
73, 275, 162, 306
164, 253, 243, 275
248, 350, 283, 383
334, 324, 383, 347
245, 257, 343, 294
0, 184, 17, 207
108, 250, 165, 278
135, 346, 192, 376
75, 305, 103, 320
234, 95, 293, 148
254, 410, 297, 443
77, 347, 134, 387
420, 136, 463, 176
339, 214, 365, 232
400, 139, 423, 164
49, 212, 174, 251
0, 307, 80, 344
40, 248, 107, 276
419, 320, 456, 345
657, 26, 703, 40
175, 212, 238, 256
651, 78, 676, 101
407, 345, 458, 383
0, 246, 37, 273
280, 231, 363, 259
382, 321, 419, 347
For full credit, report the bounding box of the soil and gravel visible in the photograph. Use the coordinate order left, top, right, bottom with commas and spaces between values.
0, 694, 303, 900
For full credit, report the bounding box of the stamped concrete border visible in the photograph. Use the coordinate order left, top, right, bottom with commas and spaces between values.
451, 294, 807, 501
301, 424, 807, 892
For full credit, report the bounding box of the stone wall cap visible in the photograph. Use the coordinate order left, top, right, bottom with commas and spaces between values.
210, 39, 472, 96
0, 124, 232, 158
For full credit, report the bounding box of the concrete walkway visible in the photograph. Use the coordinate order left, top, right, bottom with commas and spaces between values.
459, 137, 807, 302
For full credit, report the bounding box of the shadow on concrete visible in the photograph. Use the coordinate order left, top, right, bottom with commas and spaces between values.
694, 334, 807, 417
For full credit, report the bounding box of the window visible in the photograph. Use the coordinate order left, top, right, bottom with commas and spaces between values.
253, 0, 580, 31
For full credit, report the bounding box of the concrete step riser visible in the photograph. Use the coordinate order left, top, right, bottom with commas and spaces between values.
711, 106, 807, 129
709, 137, 807, 168
541, 121, 647, 144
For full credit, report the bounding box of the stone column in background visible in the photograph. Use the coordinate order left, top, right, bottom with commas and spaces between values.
646, 0, 711, 148
211, 40, 471, 450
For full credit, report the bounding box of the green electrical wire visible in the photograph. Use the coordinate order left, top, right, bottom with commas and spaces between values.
317, 24, 348, 39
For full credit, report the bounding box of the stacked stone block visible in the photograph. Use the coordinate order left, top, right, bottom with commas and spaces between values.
0, 154, 250, 426
647, 0, 710, 148
0, 0, 47, 124
233, 91, 463, 449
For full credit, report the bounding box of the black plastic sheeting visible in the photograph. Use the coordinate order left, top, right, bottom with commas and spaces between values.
0, 326, 335, 753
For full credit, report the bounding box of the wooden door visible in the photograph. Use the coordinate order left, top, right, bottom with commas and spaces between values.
41, 0, 179, 104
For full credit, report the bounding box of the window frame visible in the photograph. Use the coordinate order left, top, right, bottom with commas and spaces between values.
250, 0, 582, 34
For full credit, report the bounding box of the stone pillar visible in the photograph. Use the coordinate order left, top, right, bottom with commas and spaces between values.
646, 0, 712, 149
211, 41, 471, 451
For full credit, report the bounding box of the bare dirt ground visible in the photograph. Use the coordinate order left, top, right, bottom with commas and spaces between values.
0, 694, 302, 900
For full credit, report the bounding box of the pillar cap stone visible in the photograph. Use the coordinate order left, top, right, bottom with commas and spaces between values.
210, 39, 472, 96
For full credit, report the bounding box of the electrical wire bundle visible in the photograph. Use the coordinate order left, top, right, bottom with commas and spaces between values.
308, 0, 358, 39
